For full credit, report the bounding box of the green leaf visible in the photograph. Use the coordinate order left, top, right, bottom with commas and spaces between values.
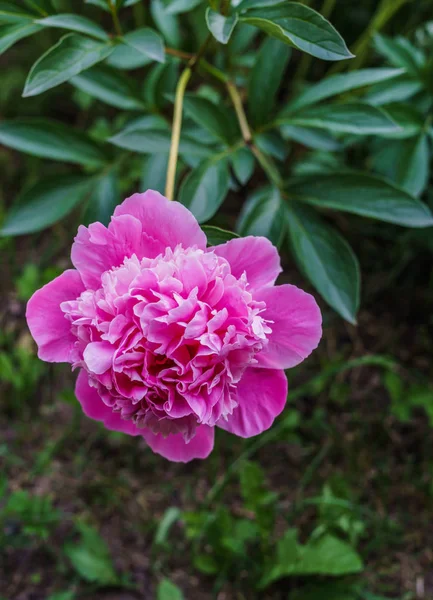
83, 172, 119, 226
393, 134, 430, 197
281, 125, 340, 151
154, 507, 181, 547
109, 120, 214, 157
193, 554, 220, 574
0, 22, 41, 55
179, 158, 230, 223
262, 530, 363, 586
248, 36, 291, 126
279, 102, 398, 135
151, 0, 181, 47
23, 34, 114, 97
85, 0, 110, 10
238, 186, 285, 245
157, 579, 184, 600
183, 94, 234, 144
122, 27, 165, 63
0, 176, 93, 236
0, 119, 106, 166
374, 33, 424, 74
65, 523, 118, 585
379, 103, 424, 139
165, 0, 203, 14
36, 14, 109, 41
71, 65, 144, 110
106, 43, 153, 69
206, 8, 239, 44
288, 171, 433, 227
287, 67, 405, 112
230, 147, 255, 185
202, 225, 239, 245
46, 592, 75, 600
0, 2, 35, 23
285, 202, 360, 323
239, 2, 353, 61
365, 76, 422, 107
141, 153, 168, 194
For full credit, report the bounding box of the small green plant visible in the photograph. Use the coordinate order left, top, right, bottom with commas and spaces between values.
0, 481, 60, 547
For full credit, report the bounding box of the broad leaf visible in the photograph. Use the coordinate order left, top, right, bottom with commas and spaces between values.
23, 34, 114, 97
65, 523, 118, 585
365, 76, 422, 106
239, 2, 353, 61
281, 125, 340, 151
237, 186, 285, 245
206, 8, 239, 44
36, 14, 109, 41
287, 67, 404, 112
202, 225, 239, 245
374, 34, 424, 74
122, 27, 165, 63
157, 579, 184, 600
150, 0, 181, 47
141, 153, 168, 194
110, 121, 214, 157
179, 158, 230, 223
287, 171, 433, 227
393, 134, 430, 197
0, 2, 35, 23
262, 530, 363, 587
165, 0, 203, 14
248, 36, 291, 126
0, 119, 106, 166
230, 147, 255, 184
278, 103, 399, 135
0, 22, 41, 55
379, 103, 424, 139
285, 202, 360, 323
83, 172, 120, 226
106, 43, 152, 69
85, 0, 110, 10
71, 65, 145, 110
0, 176, 93, 236
183, 94, 235, 143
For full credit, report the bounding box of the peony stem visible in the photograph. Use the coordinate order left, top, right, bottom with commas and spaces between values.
165, 67, 192, 201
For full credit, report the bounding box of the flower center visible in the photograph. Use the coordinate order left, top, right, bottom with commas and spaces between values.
61, 246, 271, 440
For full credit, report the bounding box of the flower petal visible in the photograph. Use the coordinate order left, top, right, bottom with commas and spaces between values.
114, 190, 207, 252
217, 368, 287, 438
212, 236, 281, 290
143, 426, 214, 462
255, 284, 322, 369
75, 369, 140, 435
71, 214, 162, 289
26, 270, 84, 363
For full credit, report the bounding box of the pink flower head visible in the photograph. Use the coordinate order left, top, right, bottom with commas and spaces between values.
26, 191, 322, 462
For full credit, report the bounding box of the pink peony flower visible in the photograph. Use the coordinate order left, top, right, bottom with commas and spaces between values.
26, 191, 322, 462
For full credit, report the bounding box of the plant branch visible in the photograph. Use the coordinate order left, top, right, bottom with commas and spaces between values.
226, 81, 284, 190
108, 0, 123, 36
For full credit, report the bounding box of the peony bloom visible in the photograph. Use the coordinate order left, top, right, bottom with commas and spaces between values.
26, 191, 322, 462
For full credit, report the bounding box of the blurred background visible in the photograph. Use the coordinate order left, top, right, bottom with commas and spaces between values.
1, 0, 433, 599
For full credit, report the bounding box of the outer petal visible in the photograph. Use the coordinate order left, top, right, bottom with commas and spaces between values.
26, 270, 84, 363
212, 236, 282, 290
75, 369, 140, 436
255, 285, 322, 369
114, 190, 207, 252
142, 426, 214, 463
217, 368, 287, 438
71, 214, 162, 289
